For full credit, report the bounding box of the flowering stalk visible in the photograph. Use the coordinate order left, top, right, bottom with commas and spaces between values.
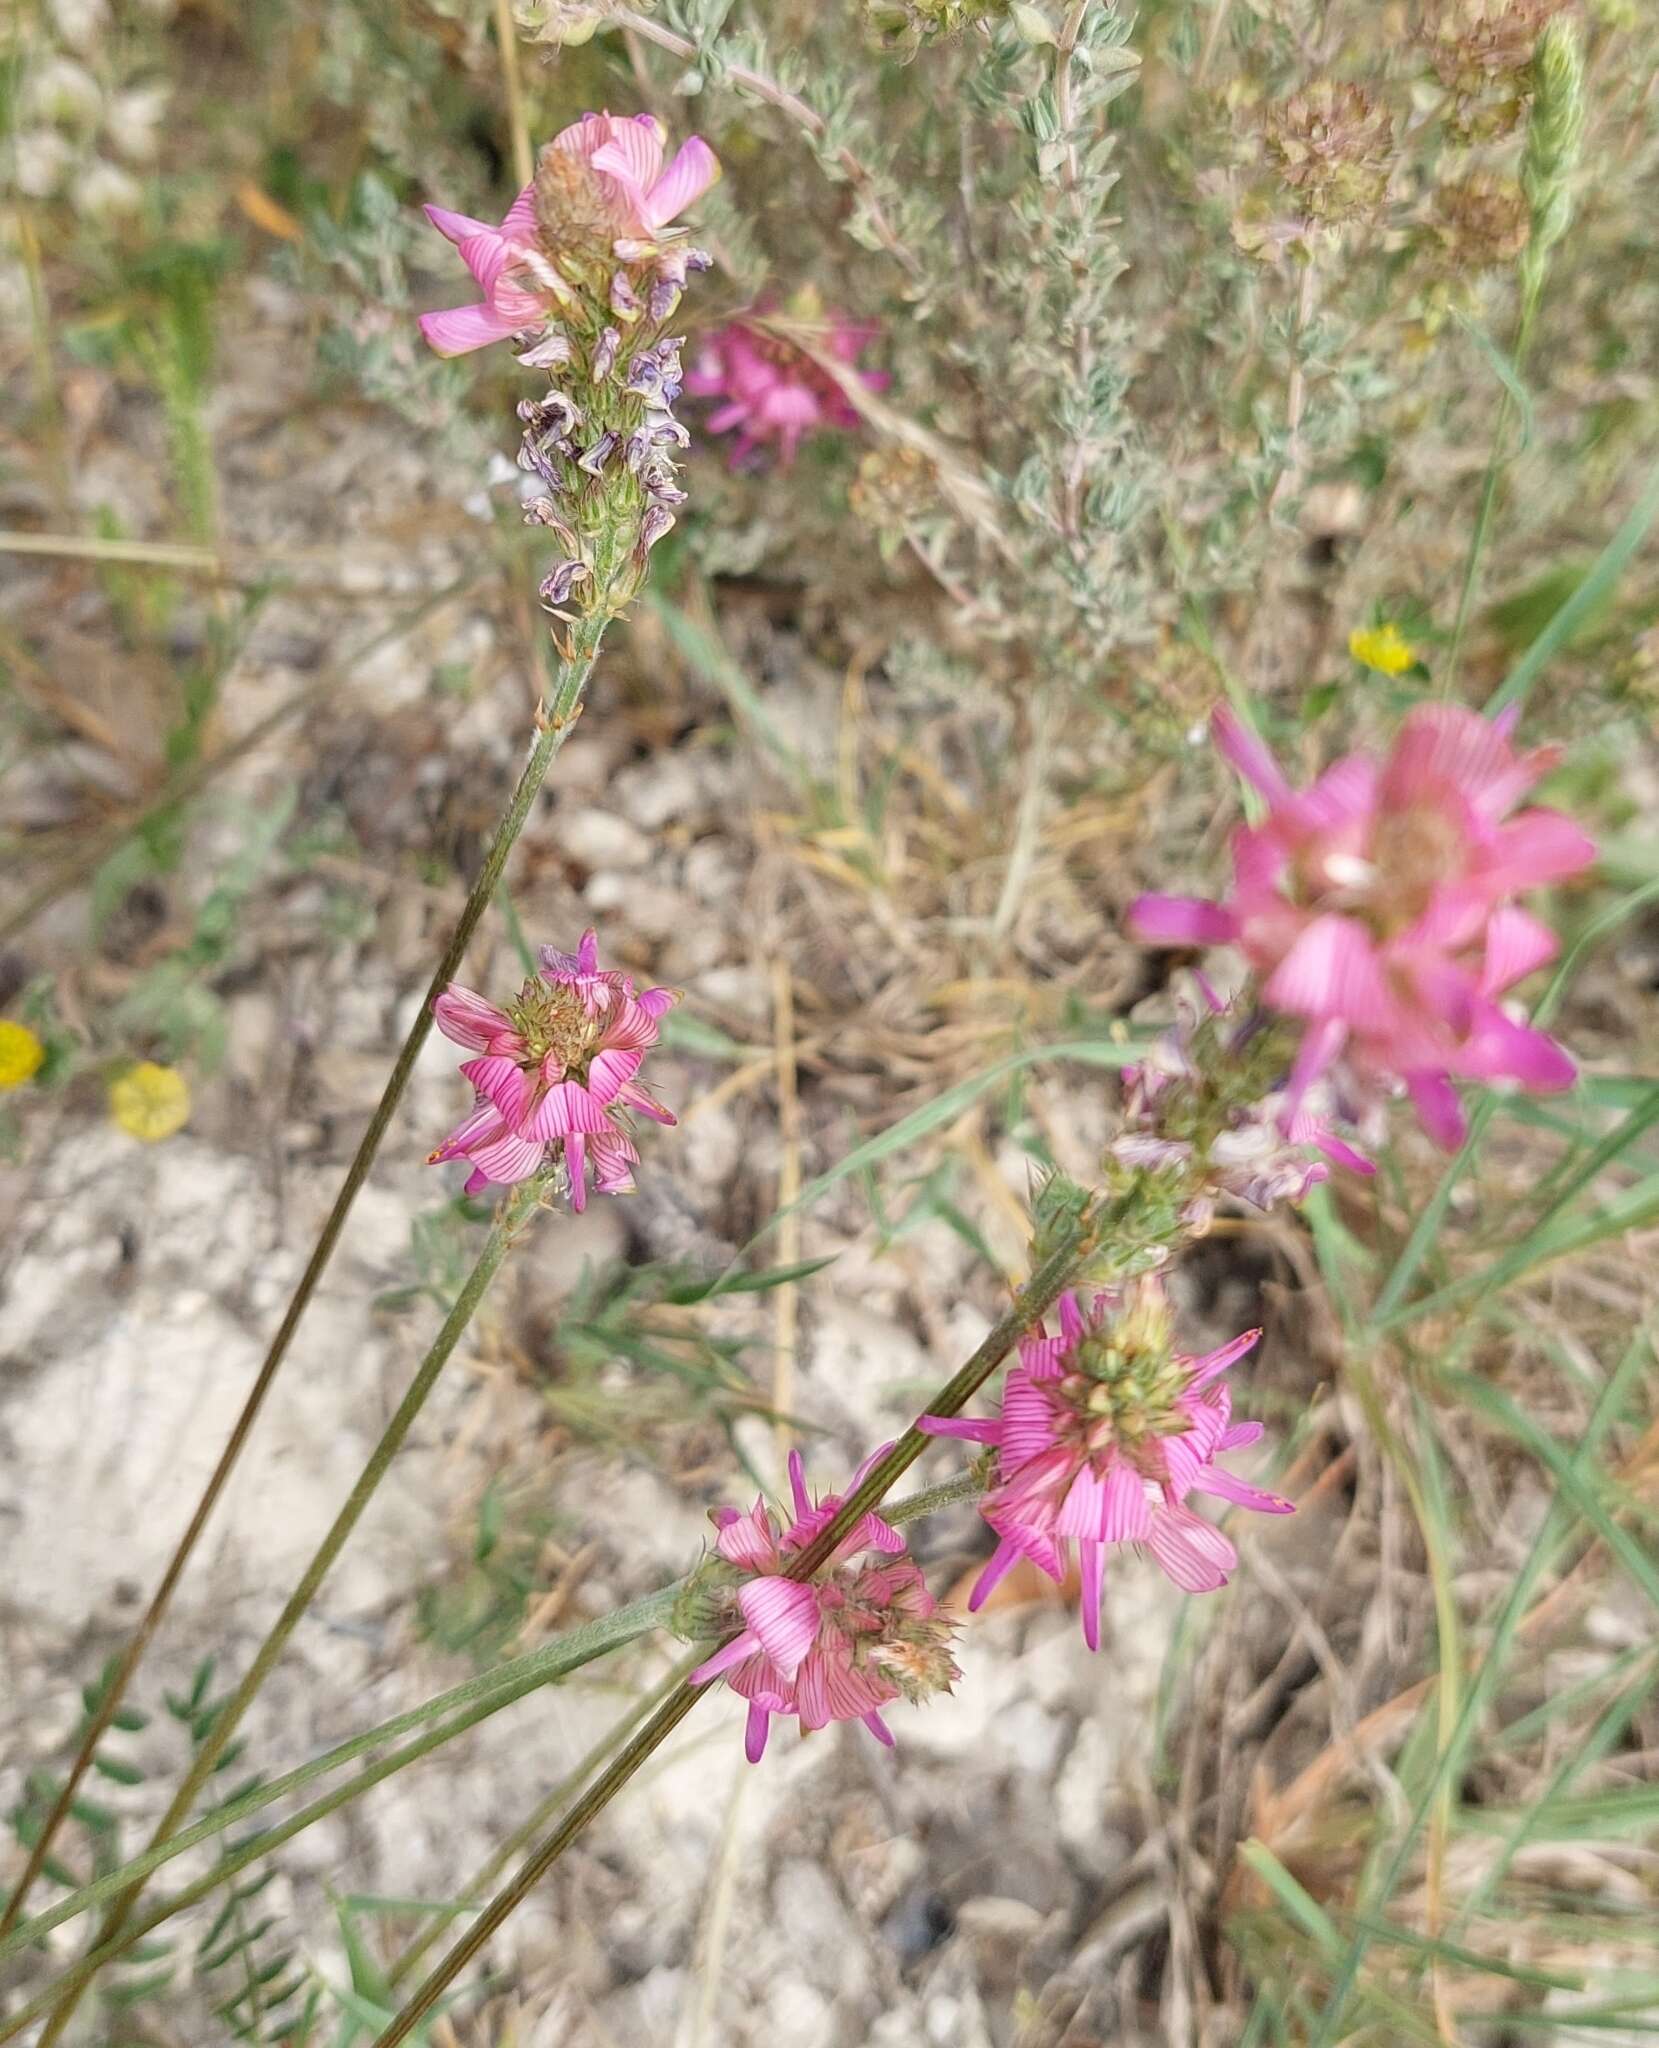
3, 110, 718, 1951
32, 1173, 553, 2041
368, 1211, 1100, 2047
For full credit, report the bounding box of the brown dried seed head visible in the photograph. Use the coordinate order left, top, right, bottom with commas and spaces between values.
1262, 80, 1394, 226
1430, 171, 1532, 269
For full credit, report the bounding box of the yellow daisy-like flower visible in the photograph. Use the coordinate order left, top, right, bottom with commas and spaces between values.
109, 1062, 191, 1142
1348, 622, 1417, 676
0, 1020, 46, 1090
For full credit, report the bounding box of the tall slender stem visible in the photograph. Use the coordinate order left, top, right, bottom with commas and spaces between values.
370, 1221, 1093, 2047
0, 623, 601, 1949
32, 1175, 551, 2043
1445, 302, 1536, 690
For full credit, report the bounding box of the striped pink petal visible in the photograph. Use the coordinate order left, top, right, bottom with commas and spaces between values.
1128, 893, 1238, 946
434, 985, 516, 1051
737, 1576, 822, 1678
459, 1055, 530, 1123
526, 1080, 614, 1140
1147, 1504, 1237, 1593
644, 135, 721, 227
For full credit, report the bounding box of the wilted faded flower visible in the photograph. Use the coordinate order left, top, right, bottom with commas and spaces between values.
1418, 0, 1564, 139
1427, 171, 1531, 271
689, 1448, 960, 1763
1262, 79, 1394, 228
865, 0, 1007, 56
1129, 705, 1595, 1149
921, 1282, 1290, 1649
512, 0, 608, 43
1111, 985, 1375, 1223
430, 930, 677, 1208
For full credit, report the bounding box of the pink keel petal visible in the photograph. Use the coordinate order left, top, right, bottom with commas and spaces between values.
691, 1630, 761, 1686
917, 1413, 1001, 1445
862, 1710, 896, 1749
1265, 915, 1389, 1022
499, 179, 540, 242
1184, 1326, 1263, 1391
1486, 809, 1596, 890
526, 1080, 614, 1140
787, 1448, 811, 1521
1191, 1465, 1296, 1515
423, 203, 498, 246
744, 1702, 772, 1764
588, 117, 667, 190
1479, 905, 1560, 995
459, 1055, 530, 1122
429, 1103, 505, 1164
433, 985, 516, 1051
1128, 894, 1239, 946
418, 303, 525, 357
968, 1536, 1028, 1610
565, 1131, 587, 1213
1147, 1505, 1237, 1593
463, 1129, 545, 1187
1407, 1070, 1467, 1149
1212, 706, 1295, 808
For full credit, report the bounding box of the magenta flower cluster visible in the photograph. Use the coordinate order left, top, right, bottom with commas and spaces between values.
1131, 704, 1594, 1149
431, 931, 677, 1208
418, 113, 719, 358
689, 1448, 960, 1763
686, 308, 886, 468
922, 1281, 1290, 1651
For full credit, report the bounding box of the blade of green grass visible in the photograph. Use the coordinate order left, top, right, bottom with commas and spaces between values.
1483, 457, 1659, 718
1304, 1330, 1650, 2046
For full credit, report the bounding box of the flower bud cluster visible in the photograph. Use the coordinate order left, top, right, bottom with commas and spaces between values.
1109, 989, 1376, 1231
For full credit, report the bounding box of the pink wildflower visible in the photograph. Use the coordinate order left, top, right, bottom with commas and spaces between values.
1129, 705, 1595, 1148
418, 111, 719, 357
920, 1281, 1291, 1651
429, 929, 677, 1208
690, 1448, 960, 1764
685, 306, 886, 468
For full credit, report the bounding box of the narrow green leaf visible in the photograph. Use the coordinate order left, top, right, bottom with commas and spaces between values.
1485, 456, 1659, 715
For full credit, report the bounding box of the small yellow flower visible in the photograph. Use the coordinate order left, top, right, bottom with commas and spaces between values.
0, 1020, 45, 1091
1349, 622, 1417, 676
109, 1062, 191, 1142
